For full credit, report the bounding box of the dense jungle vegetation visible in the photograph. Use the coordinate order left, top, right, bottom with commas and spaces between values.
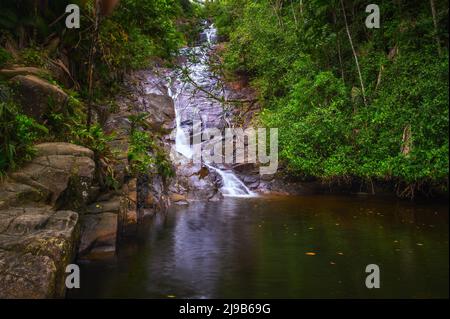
0, 0, 202, 179
206, 0, 449, 198
0, 0, 448, 199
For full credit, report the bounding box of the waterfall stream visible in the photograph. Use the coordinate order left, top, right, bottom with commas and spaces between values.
168, 23, 256, 198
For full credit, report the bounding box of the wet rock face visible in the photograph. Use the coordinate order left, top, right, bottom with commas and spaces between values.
233, 163, 261, 190
102, 68, 224, 207
0, 143, 95, 298
105, 69, 176, 134
138, 174, 170, 217
143, 93, 176, 132
238, 174, 261, 190
170, 162, 222, 202
90, 69, 176, 240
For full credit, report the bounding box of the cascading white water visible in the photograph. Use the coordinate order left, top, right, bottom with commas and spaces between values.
203, 24, 218, 44
168, 85, 193, 159
204, 164, 255, 197
169, 23, 256, 198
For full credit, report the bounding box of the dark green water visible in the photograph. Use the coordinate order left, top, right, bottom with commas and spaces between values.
69, 195, 449, 299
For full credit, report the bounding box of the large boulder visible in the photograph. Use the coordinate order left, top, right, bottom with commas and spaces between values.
0, 66, 51, 80
0, 207, 79, 298
34, 143, 94, 158
0, 182, 46, 210
10, 143, 95, 206
172, 162, 222, 201
47, 58, 77, 89
9, 74, 68, 122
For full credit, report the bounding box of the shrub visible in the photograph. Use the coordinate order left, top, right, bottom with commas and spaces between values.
0, 48, 12, 67
0, 84, 48, 174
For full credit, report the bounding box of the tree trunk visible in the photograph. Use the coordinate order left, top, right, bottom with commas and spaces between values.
290, 0, 298, 30
429, 0, 442, 56
271, 0, 284, 27
340, 0, 367, 107
86, 1, 101, 128
375, 64, 384, 92
333, 11, 345, 83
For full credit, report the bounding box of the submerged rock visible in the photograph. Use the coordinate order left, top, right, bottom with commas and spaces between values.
77, 193, 125, 259
78, 212, 118, 258
169, 193, 188, 205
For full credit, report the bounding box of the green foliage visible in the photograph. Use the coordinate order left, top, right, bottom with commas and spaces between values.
0, 48, 12, 67
0, 0, 188, 93
20, 47, 47, 67
155, 147, 175, 179
70, 123, 114, 159
0, 84, 48, 174
0, 0, 193, 181
128, 130, 155, 175
128, 121, 174, 178
112, 0, 183, 58
98, 21, 155, 74
128, 112, 150, 130
211, 0, 449, 197
38, 88, 85, 140
354, 52, 449, 184
177, 0, 207, 45
262, 60, 352, 179
69, 122, 119, 190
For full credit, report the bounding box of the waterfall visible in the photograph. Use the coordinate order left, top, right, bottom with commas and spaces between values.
204, 164, 255, 197
168, 85, 193, 159
169, 23, 256, 198
203, 24, 218, 44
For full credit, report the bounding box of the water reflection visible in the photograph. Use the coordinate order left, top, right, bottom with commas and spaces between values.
69, 195, 449, 299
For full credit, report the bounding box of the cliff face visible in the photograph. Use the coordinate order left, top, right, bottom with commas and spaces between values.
0, 143, 94, 298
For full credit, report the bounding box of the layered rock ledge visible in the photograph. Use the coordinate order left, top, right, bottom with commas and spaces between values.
0, 142, 95, 298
